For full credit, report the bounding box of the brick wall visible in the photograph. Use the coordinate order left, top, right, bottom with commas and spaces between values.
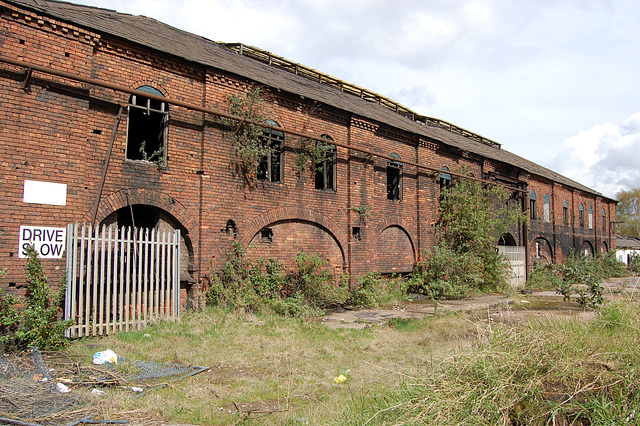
0, 1, 617, 306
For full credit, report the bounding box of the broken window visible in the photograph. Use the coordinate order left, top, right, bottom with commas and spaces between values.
315, 136, 336, 191
126, 86, 168, 164
440, 166, 452, 192
588, 206, 593, 229
529, 190, 537, 220
579, 204, 584, 228
563, 199, 569, 225
257, 120, 284, 182
387, 153, 402, 201
543, 194, 550, 223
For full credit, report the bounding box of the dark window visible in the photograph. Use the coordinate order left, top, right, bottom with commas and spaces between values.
579, 204, 584, 228
260, 228, 273, 243
440, 166, 452, 192
602, 209, 606, 232
387, 153, 402, 201
529, 190, 537, 220
127, 86, 168, 164
352, 226, 361, 241
257, 120, 284, 182
563, 199, 569, 225
315, 136, 336, 190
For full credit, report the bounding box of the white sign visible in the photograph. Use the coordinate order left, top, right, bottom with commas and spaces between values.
19, 226, 66, 259
23, 180, 67, 206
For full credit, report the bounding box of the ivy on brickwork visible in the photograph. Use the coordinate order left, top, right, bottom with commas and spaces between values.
224, 86, 271, 185
294, 136, 332, 179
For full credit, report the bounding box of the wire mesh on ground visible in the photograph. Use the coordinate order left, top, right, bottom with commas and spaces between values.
0, 348, 208, 425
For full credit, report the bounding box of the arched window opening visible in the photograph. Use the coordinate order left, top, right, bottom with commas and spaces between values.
529, 190, 537, 220
257, 120, 284, 182
315, 135, 336, 191
602, 208, 607, 232
543, 194, 550, 223
563, 199, 569, 225
440, 166, 452, 192
588, 205, 593, 229
579, 204, 584, 228
387, 153, 402, 201
127, 86, 168, 164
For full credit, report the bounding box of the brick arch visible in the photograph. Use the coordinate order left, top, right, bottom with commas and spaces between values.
242, 206, 347, 263
372, 218, 418, 273
91, 188, 197, 237
115, 80, 171, 104
372, 217, 417, 255
532, 236, 553, 264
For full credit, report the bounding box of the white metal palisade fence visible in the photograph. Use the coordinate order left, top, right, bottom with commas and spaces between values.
497, 245, 526, 288
64, 223, 180, 337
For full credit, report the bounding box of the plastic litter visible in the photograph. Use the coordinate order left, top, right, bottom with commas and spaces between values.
56, 382, 71, 393
92, 349, 118, 365
91, 388, 106, 395
131, 386, 143, 392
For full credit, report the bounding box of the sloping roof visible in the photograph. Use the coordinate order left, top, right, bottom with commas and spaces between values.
5, 0, 612, 200
616, 235, 640, 250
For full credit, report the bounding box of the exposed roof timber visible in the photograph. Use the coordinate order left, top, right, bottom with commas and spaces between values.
0, 54, 525, 192
219, 43, 502, 150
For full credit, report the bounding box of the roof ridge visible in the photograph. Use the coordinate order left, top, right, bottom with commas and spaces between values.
216, 43, 501, 150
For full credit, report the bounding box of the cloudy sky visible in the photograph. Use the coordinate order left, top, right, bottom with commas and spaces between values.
74, 0, 640, 199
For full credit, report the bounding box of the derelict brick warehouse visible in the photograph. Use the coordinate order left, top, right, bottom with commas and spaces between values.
0, 0, 616, 310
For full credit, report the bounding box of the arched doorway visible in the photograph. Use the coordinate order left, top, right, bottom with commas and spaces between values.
101, 204, 193, 284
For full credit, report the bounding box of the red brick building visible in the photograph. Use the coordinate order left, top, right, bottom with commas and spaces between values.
0, 0, 616, 307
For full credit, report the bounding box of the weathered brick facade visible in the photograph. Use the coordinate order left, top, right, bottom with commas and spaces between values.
0, 0, 616, 307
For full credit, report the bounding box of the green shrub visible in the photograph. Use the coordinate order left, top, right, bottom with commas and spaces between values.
0, 269, 20, 349
207, 244, 349, 315
629, 253, 640, 274
351, 272, 386, 307
288, 251, 349, 310
405, 243, 471, 304
526, 263, 562, 290
13, 245, 71, 350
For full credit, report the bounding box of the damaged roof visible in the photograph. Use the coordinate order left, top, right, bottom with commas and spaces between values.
4, 0, 611, 199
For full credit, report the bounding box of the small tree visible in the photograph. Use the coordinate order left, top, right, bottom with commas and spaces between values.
408, 172, 527, 299
14, 245, 71, 350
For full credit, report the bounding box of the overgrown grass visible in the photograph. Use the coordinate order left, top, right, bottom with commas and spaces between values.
64, 297, 640, 424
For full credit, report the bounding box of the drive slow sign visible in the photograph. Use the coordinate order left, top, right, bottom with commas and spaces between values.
19, 226, 66, 259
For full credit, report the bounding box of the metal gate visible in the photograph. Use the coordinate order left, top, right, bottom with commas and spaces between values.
64, 223, 180, 337
497, 245, 526, 288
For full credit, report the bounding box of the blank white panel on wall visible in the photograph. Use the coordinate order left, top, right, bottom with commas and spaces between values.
23, 180, 67, 206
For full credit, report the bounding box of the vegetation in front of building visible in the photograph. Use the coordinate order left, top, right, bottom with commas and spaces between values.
61, 297, 640, 425
206, 242, 396, 316
527, 250, 629, 308
0, 245, 71, 351
406, 174, 528, 304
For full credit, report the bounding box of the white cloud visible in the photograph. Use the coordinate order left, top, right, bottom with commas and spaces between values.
552, 111, 640, 199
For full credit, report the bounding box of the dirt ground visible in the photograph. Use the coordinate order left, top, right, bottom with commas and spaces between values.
321, 276, 640, 329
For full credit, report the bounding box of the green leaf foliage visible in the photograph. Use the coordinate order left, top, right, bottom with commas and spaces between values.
615, 187, 640, 237
408, 172, 528, 300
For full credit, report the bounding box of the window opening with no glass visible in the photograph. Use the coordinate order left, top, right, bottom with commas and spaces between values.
126, 86, 168, 164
